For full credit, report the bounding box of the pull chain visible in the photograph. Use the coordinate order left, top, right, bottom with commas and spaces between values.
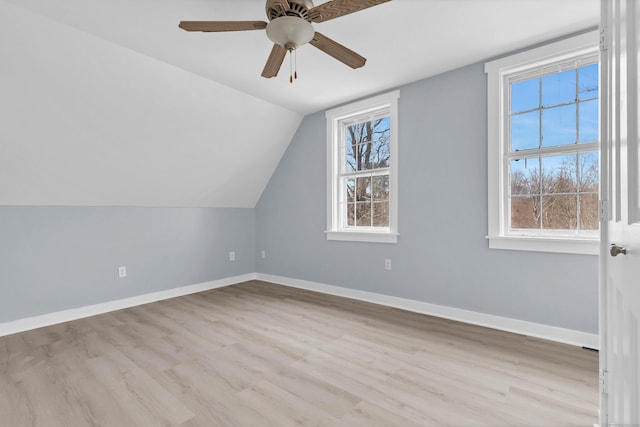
289, 49, 298, 84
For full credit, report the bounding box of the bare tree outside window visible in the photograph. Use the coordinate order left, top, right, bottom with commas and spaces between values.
342, 116, 390, 228
510, 153, 599, 230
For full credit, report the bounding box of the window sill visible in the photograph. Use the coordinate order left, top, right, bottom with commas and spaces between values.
326, 231, 398, 244
487, 235, 599, 255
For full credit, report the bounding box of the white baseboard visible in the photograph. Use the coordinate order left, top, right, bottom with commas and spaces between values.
1, 272, 599, 350
0, 273, 257, 337
255, 273, 599, 349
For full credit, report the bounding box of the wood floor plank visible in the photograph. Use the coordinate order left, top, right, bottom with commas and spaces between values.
158, 361, 274, 427
8, 353, 121, 427
235, 378, 340, 427
0, 280, 598, 426
85, 350, 195, 425
260, 364, 361, 418
336, 399, 426, 427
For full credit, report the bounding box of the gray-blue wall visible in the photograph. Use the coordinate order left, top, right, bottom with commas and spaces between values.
255, 62, 598, 334
1, 51, 598, 335
0, 207, 254, 322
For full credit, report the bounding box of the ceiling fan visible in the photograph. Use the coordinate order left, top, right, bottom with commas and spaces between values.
179, 0, 391, 80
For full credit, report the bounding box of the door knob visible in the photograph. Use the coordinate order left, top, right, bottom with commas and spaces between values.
610, 244, 627, 257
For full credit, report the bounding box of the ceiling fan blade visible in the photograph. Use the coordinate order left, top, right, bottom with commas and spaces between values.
261, 44, 288, 78
308, 0, 390, 23
178, 21, 268, 32
310, 32, 366, 69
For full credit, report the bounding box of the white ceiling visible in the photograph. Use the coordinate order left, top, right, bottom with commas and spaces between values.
0, 0, 599, 208
4, 0, 599, 116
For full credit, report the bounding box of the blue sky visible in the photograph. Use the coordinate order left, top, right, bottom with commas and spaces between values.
511, 63, 598, 151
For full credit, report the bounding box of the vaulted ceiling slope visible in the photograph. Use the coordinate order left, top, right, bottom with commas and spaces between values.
0, 0, 598, 208
0, 0, 302, 208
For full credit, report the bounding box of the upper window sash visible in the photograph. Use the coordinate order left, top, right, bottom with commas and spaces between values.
485, 31, 600, 255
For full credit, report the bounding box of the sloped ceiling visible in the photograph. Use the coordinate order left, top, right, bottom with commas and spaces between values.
0, 0, 599, 208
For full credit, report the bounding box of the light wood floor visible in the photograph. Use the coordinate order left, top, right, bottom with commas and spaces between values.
0, 280, 598, 426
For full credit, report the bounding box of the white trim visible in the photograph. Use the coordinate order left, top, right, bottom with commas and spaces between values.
255, 273, 599, 349
326, 231, 399, 243
325, 90, 401, 120
0, 273, 257, 337
485, 31, 601, 254
484, 32, 599, 77
488, 235, 599, 255
326, 90, 400, 243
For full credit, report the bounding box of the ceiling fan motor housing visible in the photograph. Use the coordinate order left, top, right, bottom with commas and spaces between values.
266, 0, 315, 21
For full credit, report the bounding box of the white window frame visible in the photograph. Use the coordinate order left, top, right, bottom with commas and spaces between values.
326, 90, 399, 243
485, 31, 600, 255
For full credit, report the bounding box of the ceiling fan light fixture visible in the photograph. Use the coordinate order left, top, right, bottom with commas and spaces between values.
266, 16, 314, 50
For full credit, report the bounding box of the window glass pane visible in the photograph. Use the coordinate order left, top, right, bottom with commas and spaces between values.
372, 175, 389, 201
346, 123, 369, 171
355, 202, 371, 227
579, 63, 599, 100
345, 141, 356, 172
512, 78, 539, 113
346, 178, 355, 203
542, 154, 577, 194
355, 143, 370, 171
542, 69, 576, 107
579, 194, 599, 230
512, 111, 539, 151
542, 194, 577, 229
579, 99, 598, 143
372, 136, 390, 168
346, 123, 365, 145
346, 202, 355, 226
372, 202, 389, 227
579, 151, 599, 193
510, 158, 540, 195
542, 104, 576, 147
511, 196, 540, 229
355, 176, 371, 202
375, 116, 391, 140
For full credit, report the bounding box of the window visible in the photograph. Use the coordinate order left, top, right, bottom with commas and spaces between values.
485, 32, 600, 254
326, 91, 399, 243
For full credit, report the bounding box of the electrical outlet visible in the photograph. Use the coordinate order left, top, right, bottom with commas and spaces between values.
261, 250, 266, 259
229, 251, 236, 261
384, 259, 391, 270
118, 266, 127, 278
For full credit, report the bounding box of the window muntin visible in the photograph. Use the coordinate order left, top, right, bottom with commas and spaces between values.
506, 59, 599, 237
326, 91, 399, 243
